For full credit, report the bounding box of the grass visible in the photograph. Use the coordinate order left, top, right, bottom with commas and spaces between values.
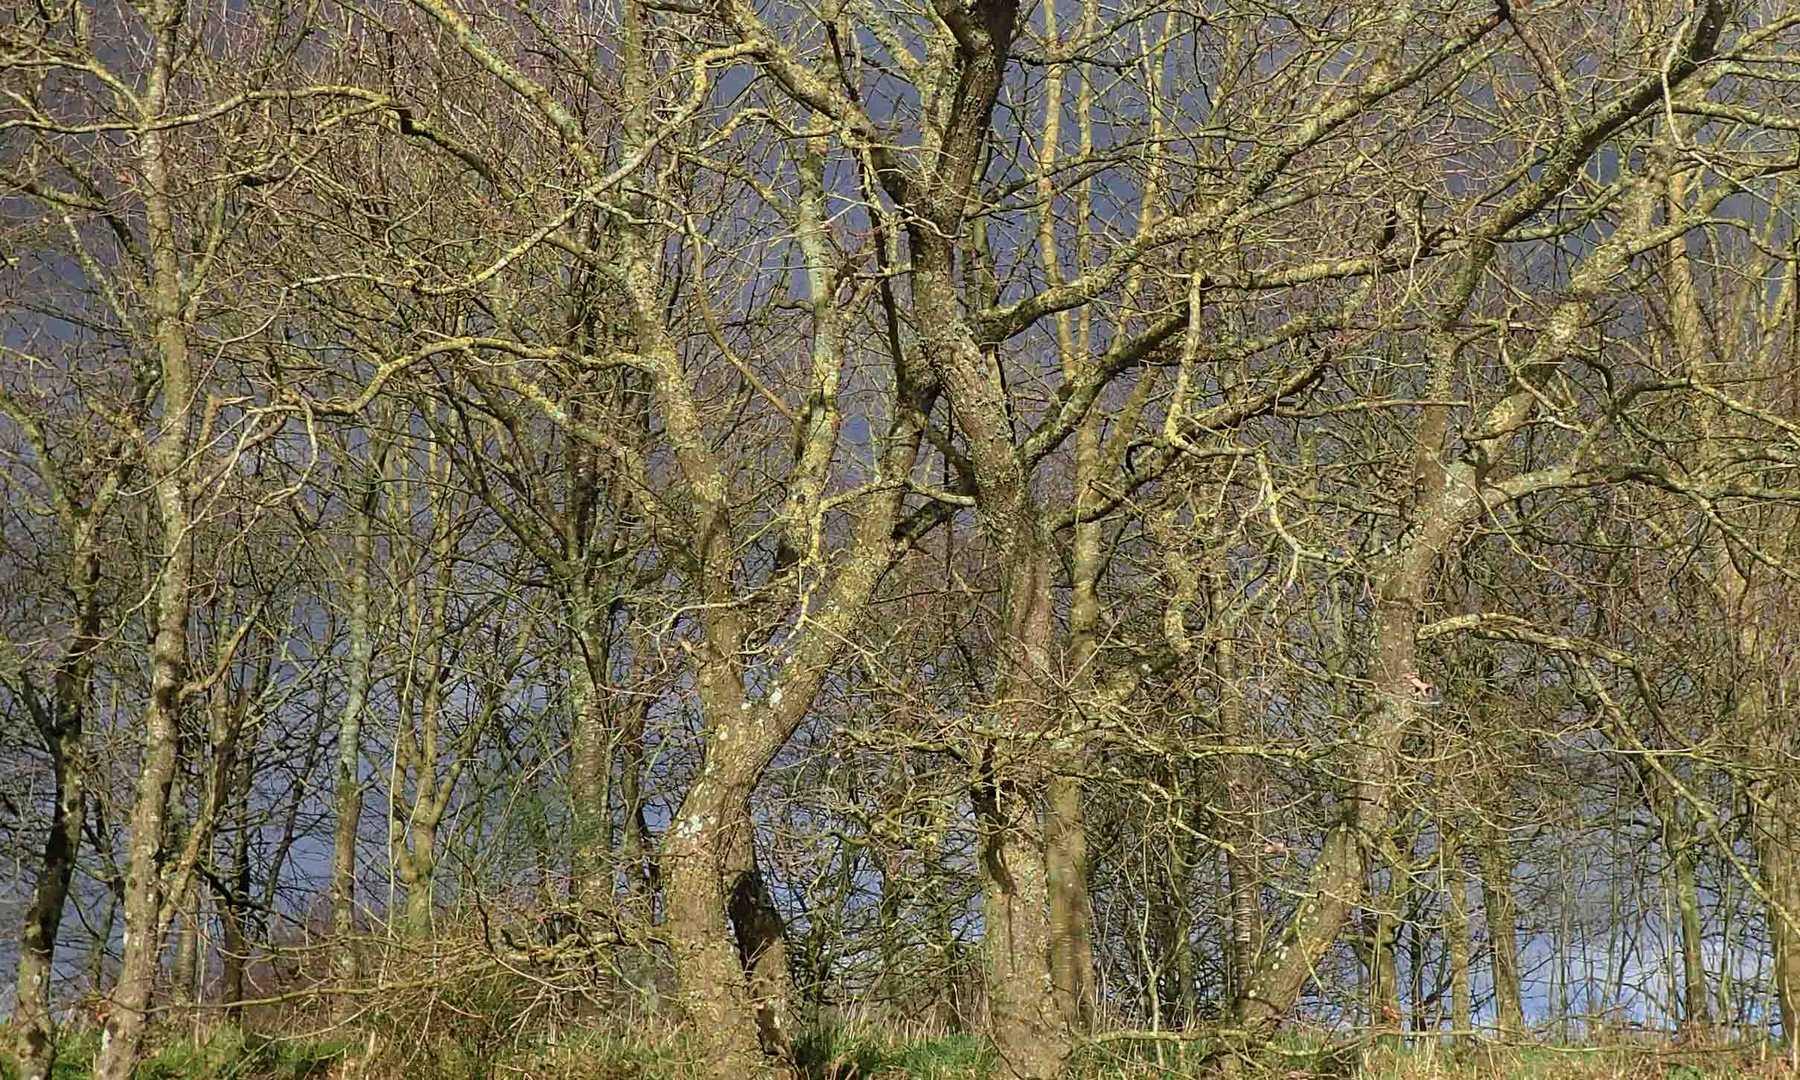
1, 1026, 349, 1080
793, 1027, 994, 1077
10, 1025, 1800, 1079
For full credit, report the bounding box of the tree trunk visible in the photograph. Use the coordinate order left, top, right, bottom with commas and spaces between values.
10, 534, 100, 1080
330, 464, 376, 1006
568, 599, 614, 909
1045, 774, 1095, 1031
1216, 611, 1265, 1008
976, 768, 1068, 1080
94, 510, 191, 1080
1446, 839, 1473, 1042
725, 819, 796, 1057
1752, 748, 1800, 1046
663, 769, 791, 1076
1476, 839, 1525, 1038
216, 823, 250, 1023
909, 188, 1073, 1072
1370, 901, 1402, 1047
93, 10, 196, 1069
618, 696, 656, 915
11, 719, 87, 1080
1672, 820, 1711, 1033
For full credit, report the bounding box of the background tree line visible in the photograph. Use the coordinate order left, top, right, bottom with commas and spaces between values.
2, 0, 1800, 1077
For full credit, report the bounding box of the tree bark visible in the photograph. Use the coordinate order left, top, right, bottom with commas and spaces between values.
11, 707, 89, 1080
9, 537, 102, 1080
1045, 777, 1094, 1031
1216, 608, 1265, 1007
1476, 838, 1526, 1038
1445, 838, 1474, 1042
1636, 765, 1711, 1031
911, 214, 1073, 1075
93, 6, 197, 1071
329, 462, 376, 1006
567, 592, 614, 909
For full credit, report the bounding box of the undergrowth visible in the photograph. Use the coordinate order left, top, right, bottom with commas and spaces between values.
9, 1024, 1800, 1079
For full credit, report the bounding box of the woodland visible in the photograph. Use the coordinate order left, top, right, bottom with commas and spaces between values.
3, 0, 1800, 1077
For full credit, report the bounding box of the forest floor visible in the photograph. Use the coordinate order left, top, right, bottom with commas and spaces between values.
11, 1024, 1800, 1080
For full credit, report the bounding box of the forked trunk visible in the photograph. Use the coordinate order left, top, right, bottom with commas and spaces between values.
663, 779, 793, 1076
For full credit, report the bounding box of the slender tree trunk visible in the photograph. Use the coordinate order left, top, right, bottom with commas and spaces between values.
1370, 896, 1403, 1048
1216, 606, 1265, 1007
617, 696, 655, 914
10, 536, 101, 1079
568, 595, 614, 908
1047, 348, 1101, 1034
1672, 819, 1711, 1032
1368, 907, 1400, 1032
1750, 721, 1800, 1046
216, 813, 250, 1023
1476, 839, 1526, 1037
171, 903, 200, 1032
1218, 9, 1727, 1046
94, 461, 191, 1080
93, 9, 196, 1071
1446, 838, 1473, 1042
1767, 835, 1800, 1047
11, 713, 88, 1080
330, 465, 376, 1005
1235, 539, 1433, 1039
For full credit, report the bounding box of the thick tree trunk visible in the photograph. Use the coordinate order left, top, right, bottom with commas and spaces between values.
1044, 774, 1095, 1031
909, 187, 1072, 1072
663, 766, 792, 1076
401, 820, 438, 938
724, 820, 796, 1057
975, 768, 1068, 1080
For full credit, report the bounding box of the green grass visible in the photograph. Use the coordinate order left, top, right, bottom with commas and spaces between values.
0, 1027, 349, 1080
140, 1027, 351, 1079
12, 1023, 1800, 1079
0, 1027, 100, 1080
793, 1027, 995, 1078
